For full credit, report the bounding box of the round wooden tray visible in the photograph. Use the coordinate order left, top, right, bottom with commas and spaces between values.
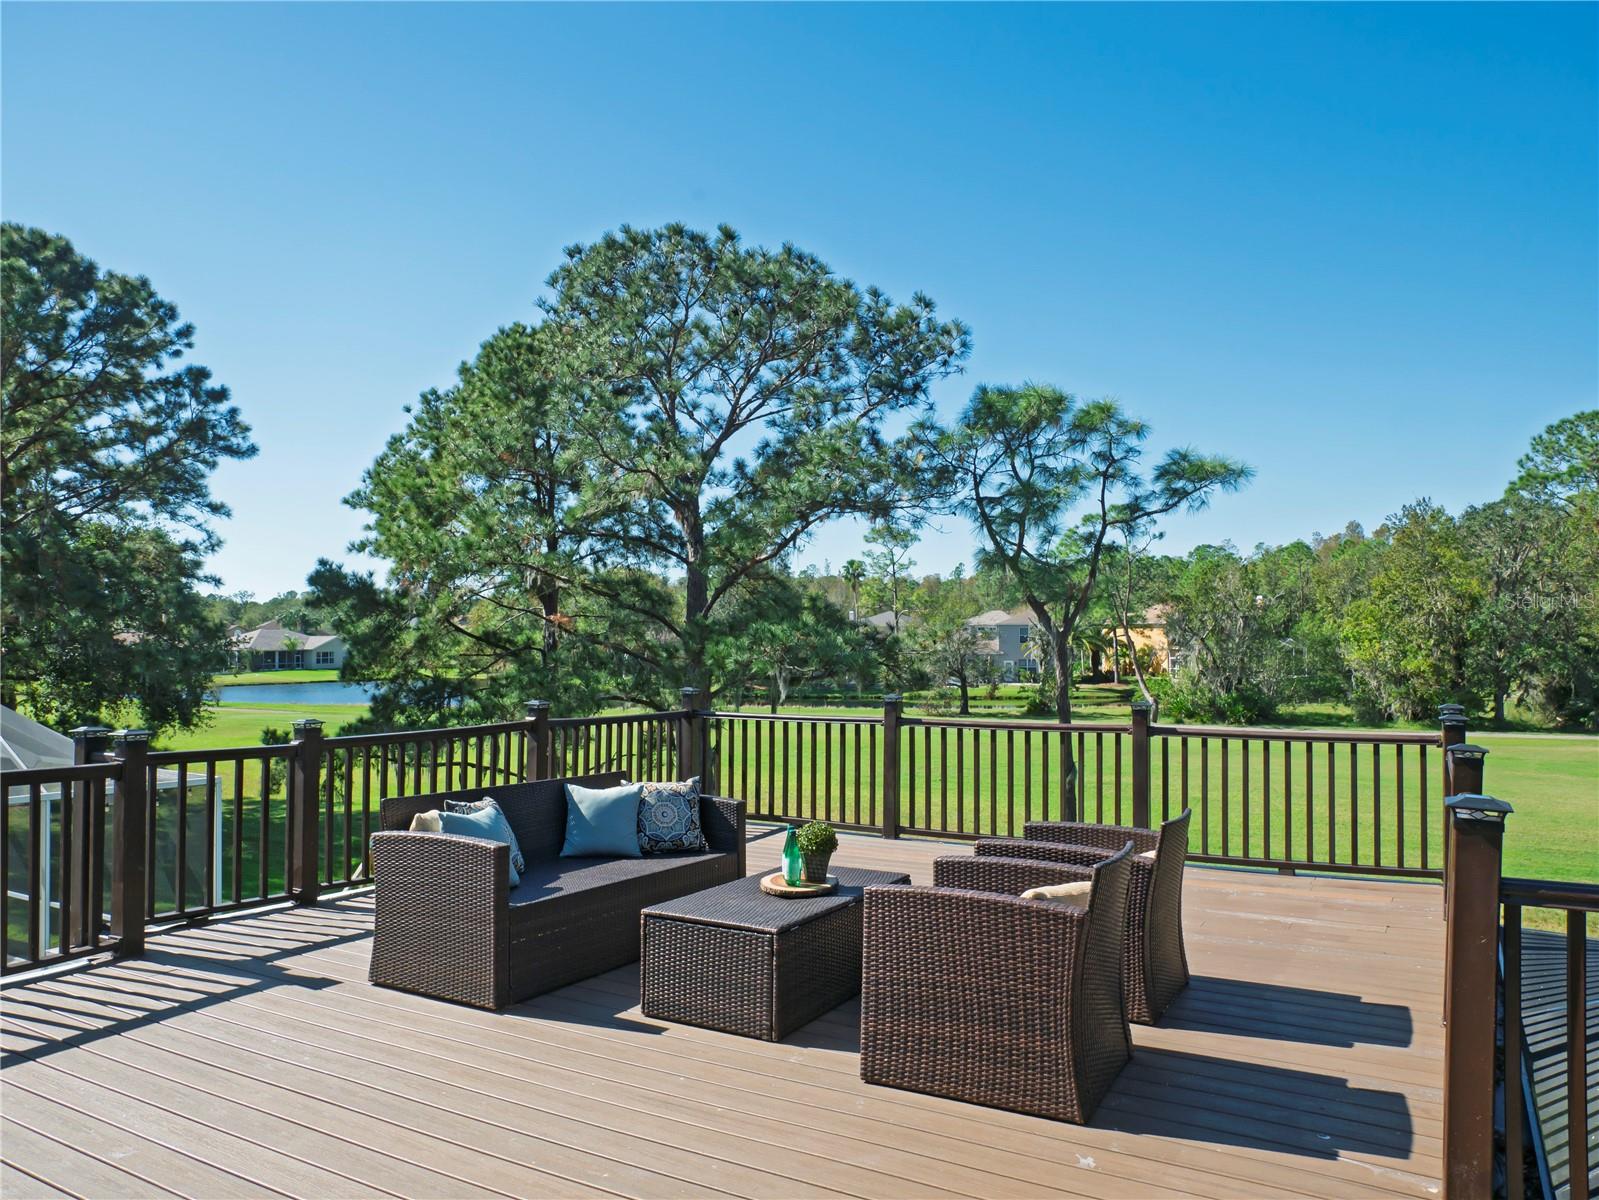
759, 872, 838, 897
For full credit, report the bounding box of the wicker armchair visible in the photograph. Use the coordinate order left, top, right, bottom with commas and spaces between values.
368, 773, 745, 1009
860, 843, 1135, 1124
976, 808, 1191, 1023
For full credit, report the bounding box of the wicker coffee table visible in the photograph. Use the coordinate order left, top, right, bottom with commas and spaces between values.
640, 865, 911, 1041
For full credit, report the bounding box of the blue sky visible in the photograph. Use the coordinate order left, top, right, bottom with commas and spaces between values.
4, 2, 1595, 597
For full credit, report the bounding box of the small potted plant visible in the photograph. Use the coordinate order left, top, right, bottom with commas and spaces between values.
795, 820, 838, 884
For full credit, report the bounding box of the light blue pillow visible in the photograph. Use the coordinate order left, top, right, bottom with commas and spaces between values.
439, 805, 523, 886
445, 797, 526, 876
562, 782, 644, 858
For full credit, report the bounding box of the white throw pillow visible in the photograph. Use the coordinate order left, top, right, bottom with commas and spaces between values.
1020, 880, 1092, 908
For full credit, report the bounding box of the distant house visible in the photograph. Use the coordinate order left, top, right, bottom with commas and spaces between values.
1105, 605, 1176, 676
966, 608, 1042, 678
230, 620, 346, 671
860, 609, 916, 634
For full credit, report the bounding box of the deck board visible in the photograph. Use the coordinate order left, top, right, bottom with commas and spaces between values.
1, 828, 1446, 1199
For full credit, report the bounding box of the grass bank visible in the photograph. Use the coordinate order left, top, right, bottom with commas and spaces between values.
211, 669, 343, 686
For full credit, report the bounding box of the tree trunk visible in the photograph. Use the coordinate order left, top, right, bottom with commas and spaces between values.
682, 511, 710, 694
539, 587, 561, 666
958, 676, 970, 716
1493, 686, 1507, 724
1053, 634, 1074, 725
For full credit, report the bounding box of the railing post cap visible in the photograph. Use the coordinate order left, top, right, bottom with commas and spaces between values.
111, 729, 152, 744
525, 700, 551, 714
1445, 793, 1512, 820
1438, 703, 1467, 720
883, 693, 902, 704
680, 686, 701, 699
1130, 700, 1153, 714
1446, 742, 1489, 760
69, 724, 113, 737
291, 718, 325, 734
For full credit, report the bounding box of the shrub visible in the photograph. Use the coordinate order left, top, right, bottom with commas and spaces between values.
1150, 674, 1275, 725
795, 820, 837, 855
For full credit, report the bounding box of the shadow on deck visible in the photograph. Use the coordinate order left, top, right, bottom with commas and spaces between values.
0, 830, 1444, 1200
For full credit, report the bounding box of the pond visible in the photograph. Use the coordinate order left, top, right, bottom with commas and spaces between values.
214, 681, 377, 706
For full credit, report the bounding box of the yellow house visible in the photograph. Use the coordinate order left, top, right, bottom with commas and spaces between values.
1103, 604, 1175, 676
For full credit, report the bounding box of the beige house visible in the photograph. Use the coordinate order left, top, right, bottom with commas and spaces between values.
230, 619, 346, 671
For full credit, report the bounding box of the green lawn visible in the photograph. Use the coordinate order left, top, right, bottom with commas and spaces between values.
211, 669, 343, 686
156, 700, 371, 750
767, 682, 1586, 733
1473, 734, 1598, 884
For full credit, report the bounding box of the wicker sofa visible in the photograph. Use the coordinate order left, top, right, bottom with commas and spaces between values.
368, 772, 745, 1010
860, 843, 1135, 1124
975, 809, 1192, 1024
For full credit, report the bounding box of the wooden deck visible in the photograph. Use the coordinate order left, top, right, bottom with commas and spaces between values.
0, 829, 1445, 1200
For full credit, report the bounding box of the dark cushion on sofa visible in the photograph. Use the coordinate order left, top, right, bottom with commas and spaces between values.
509, 850, 732, 909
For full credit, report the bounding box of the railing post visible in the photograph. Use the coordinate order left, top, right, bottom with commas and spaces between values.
290, 719, 323, 905
678, 688, 705, 783
1442, 743, 1489, 1012
881, 695, 902, 839
109, 730, 150, 958
1129, 701, 1152, 829
1444, 740, 1487, 923
69, 725, 112, 947
1439, 703, 1468, 897
1440, 790, 1512, 1200
1446, 742, 1486, 798
1439, 703, 1469, 782
524, 701, 551, 780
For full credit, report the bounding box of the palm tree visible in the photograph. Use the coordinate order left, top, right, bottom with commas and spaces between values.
842, 559, 867, 621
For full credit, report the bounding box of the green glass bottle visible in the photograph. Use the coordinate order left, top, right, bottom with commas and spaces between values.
781, 825, 803, 885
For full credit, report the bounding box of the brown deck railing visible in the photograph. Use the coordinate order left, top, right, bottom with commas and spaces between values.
547, 710, 682, 783
1146, 722, 1443, 877
703, 697, 1459, 877
1499, 878, 1597, 1200
4, 693, 1478, 976
1439, 744, 1594, 1200
0, 758, 122, 975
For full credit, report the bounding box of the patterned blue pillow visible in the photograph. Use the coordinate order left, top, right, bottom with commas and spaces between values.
637, 777, 706, 854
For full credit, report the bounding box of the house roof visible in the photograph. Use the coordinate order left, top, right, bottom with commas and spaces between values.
233, 622, 341, 651
861, 610, 912, 629
1114, 604, 1172, 630
966, 607, 1039, 629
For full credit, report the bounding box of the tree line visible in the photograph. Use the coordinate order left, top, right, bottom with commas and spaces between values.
4, 221, 1593, 739
1091, 412, 1597, 730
